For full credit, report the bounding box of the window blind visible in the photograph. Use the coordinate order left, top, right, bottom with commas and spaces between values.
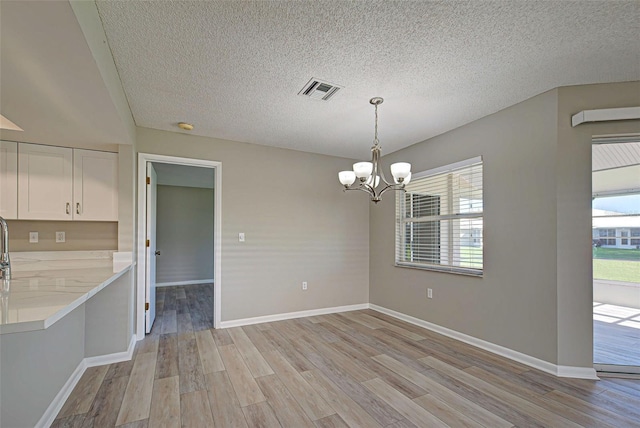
396, 158, 483, 275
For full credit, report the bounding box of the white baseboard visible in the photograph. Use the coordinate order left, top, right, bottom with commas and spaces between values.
219, 303, 369, 328
557, 365, 599, 380
85, 334, 137, 368
36, 335, 137, 428
369, 304, 599, 380
156, 279, 214, 287
35, 359, 87, 428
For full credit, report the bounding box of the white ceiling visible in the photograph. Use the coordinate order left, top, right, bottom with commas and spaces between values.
0, 1, 133, 148
593, 142, 640, 172
592, 142, 640, 196
593, 164, 640, 196
95, 0, 640, 158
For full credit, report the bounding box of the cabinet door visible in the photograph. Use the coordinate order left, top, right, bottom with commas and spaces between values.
18, 143, 73, 220
0, 141, 18, 219
73, 149, 118, 221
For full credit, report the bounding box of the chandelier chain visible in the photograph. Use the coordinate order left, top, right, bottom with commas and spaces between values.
374, 103, 379, 146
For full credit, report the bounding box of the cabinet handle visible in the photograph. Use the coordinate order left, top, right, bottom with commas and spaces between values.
66, 203, 70, 215
76, 203, 81, 215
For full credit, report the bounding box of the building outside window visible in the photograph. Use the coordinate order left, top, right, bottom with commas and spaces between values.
621, 230, 629, 245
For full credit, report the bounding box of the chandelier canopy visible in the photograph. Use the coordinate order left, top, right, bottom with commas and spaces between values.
338, 97, 411, 203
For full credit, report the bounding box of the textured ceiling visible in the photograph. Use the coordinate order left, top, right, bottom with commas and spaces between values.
96, 0, 640, 159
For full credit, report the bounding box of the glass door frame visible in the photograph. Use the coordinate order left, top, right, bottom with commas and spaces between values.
592, 135, 640, 376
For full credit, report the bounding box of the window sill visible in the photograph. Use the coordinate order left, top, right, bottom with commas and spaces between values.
394, 262, 483, 277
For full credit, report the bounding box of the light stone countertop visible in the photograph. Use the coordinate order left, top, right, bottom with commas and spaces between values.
0, 252, 133, 334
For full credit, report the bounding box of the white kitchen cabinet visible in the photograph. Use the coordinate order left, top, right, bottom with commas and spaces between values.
73, 149, 118, 221
0, 141, 18, 219
18, 143, 73, 220
17, 143, 118, 221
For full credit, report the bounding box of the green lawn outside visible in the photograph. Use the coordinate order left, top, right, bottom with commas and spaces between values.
460, 246, 483, 268
593, 259, 640, 283
593, 247, 640, 261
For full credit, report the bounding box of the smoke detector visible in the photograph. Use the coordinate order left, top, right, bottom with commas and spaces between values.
298, 78, 343, 101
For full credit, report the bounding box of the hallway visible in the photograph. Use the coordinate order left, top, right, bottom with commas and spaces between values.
152, 284, 214, 335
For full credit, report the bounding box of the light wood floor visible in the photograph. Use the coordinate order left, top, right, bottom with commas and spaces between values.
594, 302, 640, 367
53, 285, 640, 427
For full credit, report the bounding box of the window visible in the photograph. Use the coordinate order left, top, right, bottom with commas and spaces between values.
596, 228, 616, 245
599, 229, 616, 237
396, 157, 483, 275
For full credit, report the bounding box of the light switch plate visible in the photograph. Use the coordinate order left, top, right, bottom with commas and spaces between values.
56, 231, 65, 243
29, 232, 38, 243
239, 233, 245, 242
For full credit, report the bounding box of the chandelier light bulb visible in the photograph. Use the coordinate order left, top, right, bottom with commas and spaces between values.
353, 162, 373, 179
395, 171, 412, 185
390, 162, 411, 180
338, 171, 356, 186
366, 175, 381, 188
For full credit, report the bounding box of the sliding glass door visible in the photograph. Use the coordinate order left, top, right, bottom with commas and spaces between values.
592, 140, 640, 375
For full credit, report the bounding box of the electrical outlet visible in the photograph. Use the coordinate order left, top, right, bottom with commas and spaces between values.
427, 288, 433, 299
29, 232, 38, 243
302, 281, 308, 290
56, 231, 65, 243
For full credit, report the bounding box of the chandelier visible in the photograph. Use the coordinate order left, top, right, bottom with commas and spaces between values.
338, 97, 411, 203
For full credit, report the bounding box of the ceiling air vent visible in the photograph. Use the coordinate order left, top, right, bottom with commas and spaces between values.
298, 78, 343, 101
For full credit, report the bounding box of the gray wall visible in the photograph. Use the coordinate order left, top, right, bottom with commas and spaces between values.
118, 143, 136, 253
555, 82, 640, 368
370, 81, 640, 369
156, 185, 214, 284
371, 88, 560, 364
136, 127, 370, 321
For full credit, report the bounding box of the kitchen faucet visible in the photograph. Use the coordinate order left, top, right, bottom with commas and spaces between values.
0, 216, 10, 280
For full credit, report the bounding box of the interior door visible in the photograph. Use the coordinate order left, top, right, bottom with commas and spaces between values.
145, 162, 158, 333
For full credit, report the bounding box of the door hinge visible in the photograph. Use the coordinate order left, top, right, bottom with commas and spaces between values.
146, 239, 150, 247
146, 176, 150, 185
145, 302, 150, 311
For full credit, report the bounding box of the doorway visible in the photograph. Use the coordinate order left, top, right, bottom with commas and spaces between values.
136, 153, 222, 339
592, 138, 640, 375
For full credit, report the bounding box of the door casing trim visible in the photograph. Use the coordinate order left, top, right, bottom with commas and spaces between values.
136, 153, 222, 339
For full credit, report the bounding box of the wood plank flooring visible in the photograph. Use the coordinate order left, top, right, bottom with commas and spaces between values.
593, 302, 640, 366
54, 285, 640, 427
